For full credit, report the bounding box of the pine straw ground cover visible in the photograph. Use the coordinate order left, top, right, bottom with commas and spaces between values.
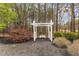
53, 37, 71, 48
67, 39, 79, 56
53, 32, 79, 56
52, 37, 79, 56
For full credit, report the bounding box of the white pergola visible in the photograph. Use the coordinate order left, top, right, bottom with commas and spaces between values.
31, 20, 54, 42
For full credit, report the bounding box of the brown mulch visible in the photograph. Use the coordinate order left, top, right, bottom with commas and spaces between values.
0, 26, 33, 43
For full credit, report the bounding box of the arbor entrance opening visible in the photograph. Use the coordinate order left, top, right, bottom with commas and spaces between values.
31, 20, 54, 42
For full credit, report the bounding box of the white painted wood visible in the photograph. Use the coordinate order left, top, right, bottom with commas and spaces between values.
50, 20, 53, 41
31, 20, 54, 42
33, 21, 36, 41
48, 26, 50, 39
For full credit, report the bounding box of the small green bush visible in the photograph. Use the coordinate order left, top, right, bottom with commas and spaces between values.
64, 32, 77, 42
53, 32, 64, 38
53, 32, 78, 42
0, 23, 7, 32
76, 33, 79, 39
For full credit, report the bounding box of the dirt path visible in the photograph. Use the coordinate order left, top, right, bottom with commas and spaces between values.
0, 39, 68, 56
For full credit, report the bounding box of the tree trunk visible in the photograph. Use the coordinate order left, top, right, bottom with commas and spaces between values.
78, 4, 79, 32
55, 3, 59, 32
78, 15, 79, 32
70, 3, 75, 32
52, 3, 54, 32
38, 3, 40, 22
44, 3, 46, 22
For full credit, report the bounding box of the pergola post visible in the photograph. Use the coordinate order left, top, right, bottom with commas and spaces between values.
33, 21, 36, 41
48, 26, 50, 39
50, 20, 53, 41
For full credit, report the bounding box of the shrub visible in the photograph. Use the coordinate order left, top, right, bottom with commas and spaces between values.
53, 32, 63, 38
0, 23, 7, 32
67, 40, 79, 56
2, 26, 33, 43
76, 33, 79, 39
64, 32, 77, 42
53, 32, 78, 42
53, 37, 71, 48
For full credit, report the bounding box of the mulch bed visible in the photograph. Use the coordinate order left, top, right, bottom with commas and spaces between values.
0, 26, 33, 43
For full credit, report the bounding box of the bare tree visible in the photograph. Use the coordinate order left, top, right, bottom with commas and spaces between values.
38, 3, 40, 22
14, 3, 28, 27
51, 3, 54, 32
70, 3, 75, 32
55, 3, 59, 32
77, 4, 79, 32
44, 3, 46, 22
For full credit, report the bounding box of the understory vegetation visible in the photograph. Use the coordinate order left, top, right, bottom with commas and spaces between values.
53, 32, 79, 56
53, 32, 79, 42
